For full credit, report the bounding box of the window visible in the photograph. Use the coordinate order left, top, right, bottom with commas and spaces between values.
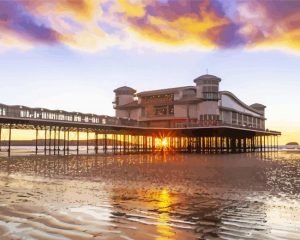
199, 114, 219, 125
243, 115, 248, 125
238, 113, 242, 125
42, 112, 48, 119
154, 105, 168, 116
168, 105, 174, 115
232, 112, 237, 124
20, 110, 30, 118
183, 89, 196, 96
34, 111, 40, 118
58, 114, 65, 121
253, 118, 257, 128
74, 115, 81, 122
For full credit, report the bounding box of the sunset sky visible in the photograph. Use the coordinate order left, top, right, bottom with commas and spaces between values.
0, 0, 299, 144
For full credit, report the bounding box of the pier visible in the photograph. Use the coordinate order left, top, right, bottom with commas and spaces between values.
0, 103, 280, 157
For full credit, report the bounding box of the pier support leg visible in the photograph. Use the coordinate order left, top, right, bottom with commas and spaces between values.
53, 127, 56, 155
44, 128, 47, 155
113, 134, 116, 154
58, 128, 60, 155
104, 132, 107, 154
8, 124, 12, 157
63, 129, 66, 156
0, 125, 2, 152
49, 128, 52, 154
231, 138, 236, 153
260, 136, 263, 152
67, 130, 70, 155
86, 130, 89, 154
77, 129, 79, 155
35, 128, 38, 155
152, 135, 155, 153
95, 132, 98, 154
123, 134, 126, 154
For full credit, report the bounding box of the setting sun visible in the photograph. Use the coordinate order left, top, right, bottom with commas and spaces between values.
161, 138, 168, 147
155, 137, 169, 150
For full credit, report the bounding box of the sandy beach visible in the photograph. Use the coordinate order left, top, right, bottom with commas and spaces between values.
0, 152, 299, 239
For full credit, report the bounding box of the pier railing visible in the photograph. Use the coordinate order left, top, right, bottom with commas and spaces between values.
0, 103, 143, 127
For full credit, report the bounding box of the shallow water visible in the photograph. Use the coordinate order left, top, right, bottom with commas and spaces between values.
0, 152, 299, 239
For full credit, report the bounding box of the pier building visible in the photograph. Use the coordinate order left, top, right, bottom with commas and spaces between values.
0, 74, 280, 156
114, 74, 266, 129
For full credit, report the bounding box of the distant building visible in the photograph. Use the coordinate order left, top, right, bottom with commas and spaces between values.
113, 74, 266, 129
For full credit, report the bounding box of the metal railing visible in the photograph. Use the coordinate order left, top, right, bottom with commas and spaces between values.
0, 103, 142, 127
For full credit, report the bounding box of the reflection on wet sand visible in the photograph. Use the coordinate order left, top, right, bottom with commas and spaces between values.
156, 189, 175, 240
0, 152, 299, 239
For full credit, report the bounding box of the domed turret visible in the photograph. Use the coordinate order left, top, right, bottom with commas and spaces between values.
194, 74, 221, 100
193, 74, 221, 85
113, 86, 136, 107
114, 86, 136, 95
250, 103, 266, 116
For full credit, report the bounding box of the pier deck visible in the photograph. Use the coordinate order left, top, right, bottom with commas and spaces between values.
0, 104, 280, 156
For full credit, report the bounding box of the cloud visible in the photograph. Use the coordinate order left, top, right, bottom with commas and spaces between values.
0, 0, 299, 52
0, 0, 60, 49
235, 0, 300, 51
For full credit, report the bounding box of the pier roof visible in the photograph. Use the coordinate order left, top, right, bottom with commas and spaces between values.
114, 86, 136, 94
193, 74, 221, 84
137, 86, 194, 96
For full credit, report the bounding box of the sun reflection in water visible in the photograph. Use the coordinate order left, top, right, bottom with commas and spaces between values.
156, 189, 175, 240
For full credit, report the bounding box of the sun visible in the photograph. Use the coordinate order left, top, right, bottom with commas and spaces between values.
155, 137, 169, 150
161, 138, 168, 147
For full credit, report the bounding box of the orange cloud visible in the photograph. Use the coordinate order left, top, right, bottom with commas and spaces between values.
117, 0, 146, 18
117, 0, 231, 48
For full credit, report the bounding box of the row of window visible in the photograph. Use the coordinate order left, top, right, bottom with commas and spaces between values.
232, 112, 262, 128
201, 79, 219, 85
199, 114, 219, 121
203, 92, 220, 100
142, 94, 174, 103
203, 86, 218, 93
154, 105, 174, 116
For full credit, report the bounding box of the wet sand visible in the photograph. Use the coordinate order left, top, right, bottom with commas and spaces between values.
0, 152, 299, 239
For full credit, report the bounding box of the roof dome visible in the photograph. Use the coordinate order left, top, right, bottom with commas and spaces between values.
114, 86, 136, 94
193, 74, 221, 84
